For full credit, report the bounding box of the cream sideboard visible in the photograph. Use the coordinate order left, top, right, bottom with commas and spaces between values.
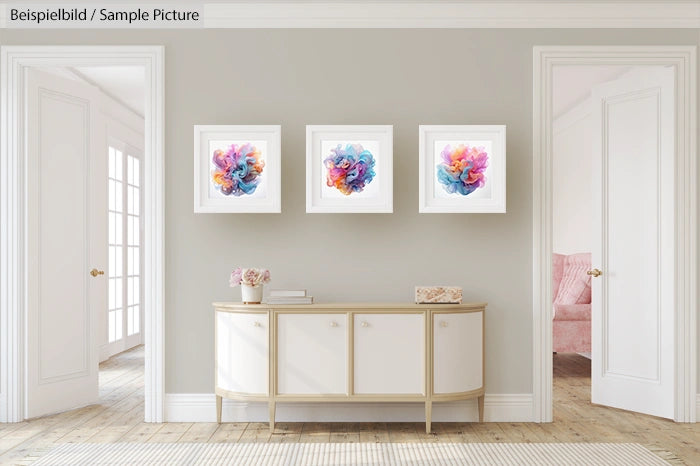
213, 302, 485, 433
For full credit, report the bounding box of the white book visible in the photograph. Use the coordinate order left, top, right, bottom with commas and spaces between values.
268, 289, 307, 297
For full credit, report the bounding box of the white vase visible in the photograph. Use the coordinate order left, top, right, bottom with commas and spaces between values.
241, 284, 263, 304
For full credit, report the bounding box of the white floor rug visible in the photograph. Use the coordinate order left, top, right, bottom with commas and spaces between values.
31, 442, 669, 465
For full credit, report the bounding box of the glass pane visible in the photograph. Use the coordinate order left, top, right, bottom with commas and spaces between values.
116, 309, 123, 340
108, 179, 115, 211
108, 278, 115, 310
133, 305, 139, 333
133, 188, 139, 216
115, 150, 123, 181
115, 213, 122, 244
133, 279, 139, 305
127, 155, 134, 185
131, 247, 139, 276
109, 246, 116, 277
132, 217, 139, 246
127, 277, 133, 306
127, 186, 133, 214
133, 158, 140, 187
115, 278, 122, 309
108, 212, 115, 245
115, 181, 123, 213
127, 307, 133, 336
115, 246, 122, 279
109, 311, 115, 343
108, 147, 115, 179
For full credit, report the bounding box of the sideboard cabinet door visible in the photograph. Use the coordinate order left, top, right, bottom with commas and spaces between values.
433, 311, 483, 394
354, 313, 424, 394
216, 312, 268, 394
277, 313, 347, 395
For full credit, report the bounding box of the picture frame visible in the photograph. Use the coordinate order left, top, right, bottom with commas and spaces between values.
306, 125, 393, 213
419, 125, 506, 213
194, 125, 281, 213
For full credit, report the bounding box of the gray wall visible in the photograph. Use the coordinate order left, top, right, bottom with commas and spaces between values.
1, 29, 698, 395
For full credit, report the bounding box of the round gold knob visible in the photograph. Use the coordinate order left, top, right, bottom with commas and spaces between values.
90, 268, 104, 277
253, 321, 261, 327
361, 321, 369, 328
587, 268, 603, 277
329, 321, 338, 327
440, 321, 448, 328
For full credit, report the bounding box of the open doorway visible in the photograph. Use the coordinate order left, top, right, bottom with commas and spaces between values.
533, 47, 696, 422
0, 46, 164, 424
551, 65, 633, 416
24, 65, 145, 419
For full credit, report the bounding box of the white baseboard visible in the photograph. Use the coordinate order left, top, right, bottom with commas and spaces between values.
165, 393, 534, 423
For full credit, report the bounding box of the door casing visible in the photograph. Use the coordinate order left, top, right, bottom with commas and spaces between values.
0, 46, 165, 423
532, 46, 697, 422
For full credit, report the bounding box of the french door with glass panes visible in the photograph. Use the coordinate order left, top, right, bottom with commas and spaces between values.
107, 141, 143, 357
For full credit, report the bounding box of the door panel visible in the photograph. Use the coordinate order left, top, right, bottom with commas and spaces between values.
216, 312, 268, 394
591, 66, 675, 419
354, 313, 424, 394
26, 69, 103, 418
277, 313, 346, 395
433, 312, 482, 394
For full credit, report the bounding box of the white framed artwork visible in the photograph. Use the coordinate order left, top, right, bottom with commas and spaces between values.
194, 125, 281, 213
306, 125, 393, 213
419, 125, 506, 213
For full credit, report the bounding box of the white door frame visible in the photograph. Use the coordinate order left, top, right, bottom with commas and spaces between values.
532, 46, 697, 422
0, 46, 165, 423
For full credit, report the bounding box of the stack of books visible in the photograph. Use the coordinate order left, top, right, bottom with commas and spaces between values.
265, 289, 314, 305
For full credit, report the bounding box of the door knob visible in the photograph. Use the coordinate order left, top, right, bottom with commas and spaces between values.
90, 268, 104, 277
587, 268, 602, 277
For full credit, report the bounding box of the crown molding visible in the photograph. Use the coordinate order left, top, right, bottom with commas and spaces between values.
202, 2, 700, 29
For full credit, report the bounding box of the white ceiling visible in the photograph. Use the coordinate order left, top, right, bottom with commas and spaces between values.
72, 66, 145, 117
552, 65, 631, 119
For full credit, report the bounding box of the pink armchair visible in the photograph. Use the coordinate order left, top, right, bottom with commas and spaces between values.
552, 253, 591, 353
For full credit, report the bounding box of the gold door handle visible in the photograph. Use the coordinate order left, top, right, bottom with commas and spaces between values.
587, 268, 602, 277
90, 268, 105, 277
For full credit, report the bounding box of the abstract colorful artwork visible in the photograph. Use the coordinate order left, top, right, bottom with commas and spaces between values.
436, 143, 488, 196
324, 143, 376, 195
194, 125, 281, 213
307, 125, 393, 213
419, 125, 506, 213
211, 143, 265, 196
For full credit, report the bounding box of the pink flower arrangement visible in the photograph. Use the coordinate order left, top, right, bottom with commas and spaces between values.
230, 267, 271, 287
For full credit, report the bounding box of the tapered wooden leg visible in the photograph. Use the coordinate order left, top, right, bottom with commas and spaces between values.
425, 400, 432, 434
216, 395, 222, 423
477, 395, 485, 422
269, 401, 276, 432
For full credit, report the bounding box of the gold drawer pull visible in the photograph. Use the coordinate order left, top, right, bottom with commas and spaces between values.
329, 321, 338, 328
253, 321, 261, 327
361, 321, 369, 328
440, 321, 448, 328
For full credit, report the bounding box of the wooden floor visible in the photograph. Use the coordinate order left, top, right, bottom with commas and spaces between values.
0, 348, 698, 464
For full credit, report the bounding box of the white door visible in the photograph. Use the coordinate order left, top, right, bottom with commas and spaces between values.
354, 313, 424, 394
26, 69, 104, 418
590, 66, 675, 419
277, 313, 347, 394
